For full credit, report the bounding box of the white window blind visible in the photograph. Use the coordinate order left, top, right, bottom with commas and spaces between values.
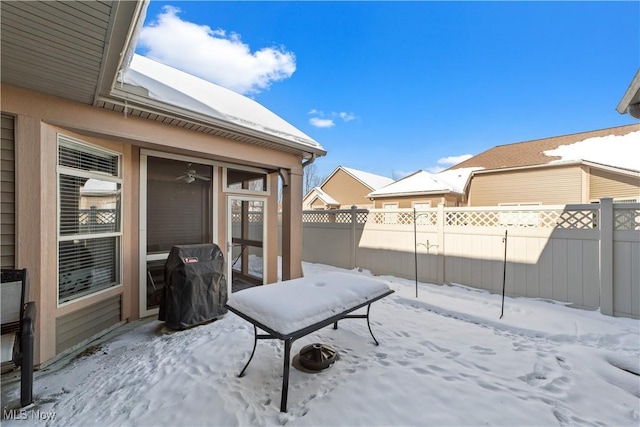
57, 136, 122, 304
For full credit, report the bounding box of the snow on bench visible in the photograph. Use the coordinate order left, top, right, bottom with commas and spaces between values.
225, 271, 394, 412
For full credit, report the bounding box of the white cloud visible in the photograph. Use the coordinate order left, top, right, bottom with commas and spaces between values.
426, 166, 446, 174
423, 154, 473, 174
437, 154, 473, 166
309, 117, 335, 128
137, 6, 296, 95
392, 170, 413, 180
308, 109, 356, 128
339, 112, 355, 122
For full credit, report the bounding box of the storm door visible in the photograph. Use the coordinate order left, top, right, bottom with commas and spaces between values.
227, 196, 266, 293
140, 153, 215, 317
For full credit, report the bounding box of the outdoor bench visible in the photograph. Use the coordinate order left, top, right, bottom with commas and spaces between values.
225, 271, 394, 412
1, 268, 37, 407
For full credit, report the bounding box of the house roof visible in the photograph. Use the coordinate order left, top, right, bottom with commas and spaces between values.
367, 170, 463, 198
617, 69, 640, 119
450, 124, 640, 173
319, 166, 394, 193
341, 167, 395, 190
122, 55, 324, 153
306, 187, 340, 206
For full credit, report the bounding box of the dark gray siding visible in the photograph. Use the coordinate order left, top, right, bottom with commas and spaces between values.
1, 114, 15, 268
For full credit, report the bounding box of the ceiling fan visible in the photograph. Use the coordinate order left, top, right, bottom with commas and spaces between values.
176, 163, 210, 184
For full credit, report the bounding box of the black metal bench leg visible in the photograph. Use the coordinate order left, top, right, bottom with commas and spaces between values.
239, 325, 258, 377
365, 304, 380, 346
280, 338, 292, 412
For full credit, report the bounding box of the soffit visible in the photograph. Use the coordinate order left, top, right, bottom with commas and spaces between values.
0, 1, 138, 105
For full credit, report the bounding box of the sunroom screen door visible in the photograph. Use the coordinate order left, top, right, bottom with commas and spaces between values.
140, 154, 214, 317
227, 196, 266, 293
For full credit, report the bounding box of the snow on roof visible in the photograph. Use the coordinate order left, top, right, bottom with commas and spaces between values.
543, 130, 640, 171
340, 167, 394, 190
436, 167, 484, 193
122, 54, 323, 152
368, 170, 464, 197
308, 187, 339, 205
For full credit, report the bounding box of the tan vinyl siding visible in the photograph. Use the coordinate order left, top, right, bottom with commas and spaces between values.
1, 114, 15, 268
56, 295, 122, 354
468, 166, 582, 206
321, 169, 373, 207
589, 168, 640, 201
373, 194, 460, 209
311, 197, 326, 209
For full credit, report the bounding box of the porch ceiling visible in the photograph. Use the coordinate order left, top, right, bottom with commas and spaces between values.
0, 0, 140, 105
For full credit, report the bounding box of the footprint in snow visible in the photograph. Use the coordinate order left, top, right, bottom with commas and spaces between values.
555, 355, 571, 371
471, 345, 496, 355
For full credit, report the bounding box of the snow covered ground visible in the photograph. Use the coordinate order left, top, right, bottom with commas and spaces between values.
2, 262, 639, 426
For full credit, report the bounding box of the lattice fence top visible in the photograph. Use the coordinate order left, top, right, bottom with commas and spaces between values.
445, 208, 598, 229
78, 209, 117, 224
303, 209, 438, 226
303, 211, 356, 224
232, 212, 264, 223
614, 207, 640, 231
301, 206, 606, 230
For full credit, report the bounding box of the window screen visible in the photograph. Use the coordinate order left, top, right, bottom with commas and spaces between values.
57, 136, 122, 304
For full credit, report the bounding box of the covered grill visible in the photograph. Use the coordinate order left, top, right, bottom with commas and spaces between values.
159, 244, 227, 330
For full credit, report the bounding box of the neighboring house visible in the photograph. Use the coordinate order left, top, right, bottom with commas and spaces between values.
0, 1, 326, 367
303, 187, 341, 210
617, 69, 640, 119
302, 166, 394, 209
367, 170, 466, 208
450, 124, 640, 206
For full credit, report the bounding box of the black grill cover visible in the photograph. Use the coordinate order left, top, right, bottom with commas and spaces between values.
159, 244, 227, 330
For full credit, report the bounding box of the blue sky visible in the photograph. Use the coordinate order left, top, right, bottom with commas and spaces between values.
136, 1, 639, 180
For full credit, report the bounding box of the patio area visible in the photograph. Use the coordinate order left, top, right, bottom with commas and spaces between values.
2, 262, 638, 426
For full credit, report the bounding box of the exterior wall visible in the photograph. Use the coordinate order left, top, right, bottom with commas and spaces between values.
372, 194, 460, 209
589, 168, 640, 201
321, 169, 374, 208
2, 83, 305, 365
310, 198, 326, 209
468, 165, 582, 206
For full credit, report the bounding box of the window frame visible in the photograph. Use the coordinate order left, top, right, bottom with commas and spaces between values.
56, 134, 123, 307
222, 165, 271, 196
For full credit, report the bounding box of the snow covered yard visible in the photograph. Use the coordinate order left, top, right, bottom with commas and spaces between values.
2, 262, 639, 426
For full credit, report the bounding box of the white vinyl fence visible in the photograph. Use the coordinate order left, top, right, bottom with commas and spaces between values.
301, 198, 639, 318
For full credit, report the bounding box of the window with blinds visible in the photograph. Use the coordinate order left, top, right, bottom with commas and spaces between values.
57, 136, 122, 304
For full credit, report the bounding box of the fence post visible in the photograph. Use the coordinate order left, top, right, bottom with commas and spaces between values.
437, 203, 445, 285
600, 197, 614, 316
350, 205, 357, 269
